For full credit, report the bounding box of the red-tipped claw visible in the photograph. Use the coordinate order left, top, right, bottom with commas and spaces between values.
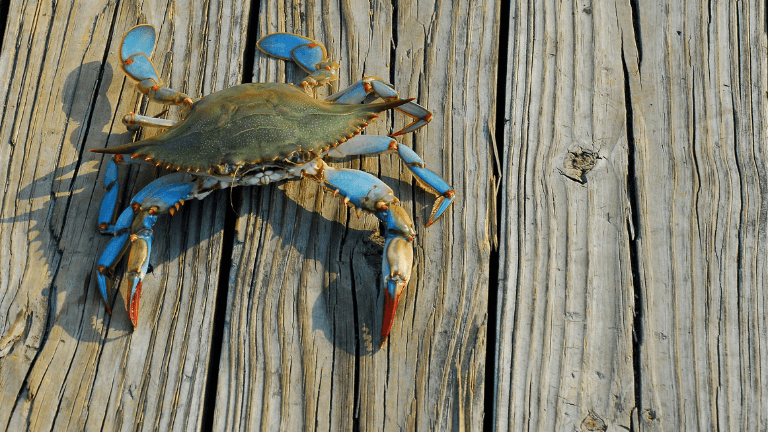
381, 284, 403, 346
380, 235, 414, 346
128, 281, 143, 329
125, 228, 153, 329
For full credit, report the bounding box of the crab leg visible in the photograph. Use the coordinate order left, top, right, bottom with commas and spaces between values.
97, 154, 146, 233
257, 32, 340, 94
96, 154, 190, 233
327, 77, 433, 136
95, 207, 135, 312
95, 174, 203, 327
324, 135, 455, 225
379, 205, 416, 345
120, 25, 198, 108
123, 213, 155, 326
301, 160, 416, 345
122, 112, 178, 131
256, 33, 428, 135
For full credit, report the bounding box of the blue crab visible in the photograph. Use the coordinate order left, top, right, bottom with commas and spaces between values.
91, 25, 455, 345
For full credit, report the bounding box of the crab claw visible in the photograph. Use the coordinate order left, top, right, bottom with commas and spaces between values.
95, 206, 137, 311
315, 162, 417, 344
93, 175, 196, 328
321, 136, 455, 226
381, 235, 414, 345
378, 205, 416, 345
124, 217, 155, 328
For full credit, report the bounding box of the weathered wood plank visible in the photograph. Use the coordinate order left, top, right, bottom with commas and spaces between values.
495, 0, 638, 430
495, 0, 768, 431
213, 0, 497, 430
0, 1, 250, 430
626, 0, 768, 430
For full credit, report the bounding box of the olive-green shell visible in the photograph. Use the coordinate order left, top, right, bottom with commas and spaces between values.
95, 83, 407, 171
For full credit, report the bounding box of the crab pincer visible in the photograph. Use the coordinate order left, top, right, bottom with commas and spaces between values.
92, 174, 195, 327
379, 206, 416, 345
316, 164, 420, 344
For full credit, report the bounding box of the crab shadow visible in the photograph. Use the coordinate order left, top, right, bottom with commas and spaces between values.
234, 184, 391, 356
0, 61, 116, 347
3, 61, 112, 216
2, 62, 394, 355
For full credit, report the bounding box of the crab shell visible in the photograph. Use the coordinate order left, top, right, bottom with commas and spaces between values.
95, 83, 408, 172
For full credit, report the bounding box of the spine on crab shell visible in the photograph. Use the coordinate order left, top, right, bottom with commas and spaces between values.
91, 141, 156, 155
90, 140, 175, 169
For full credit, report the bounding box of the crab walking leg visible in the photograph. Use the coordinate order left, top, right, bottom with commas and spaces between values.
119, 25, 199, 108
96, 208, 156, 321
324, 135, 456, 224
256, 32, 340, 94
326, 77, 433, 136
97, 154, 147, 233
133, 80, 199, 108
122, 112, 178, 131
95, 175, 207, 327
96, 156, 188, 233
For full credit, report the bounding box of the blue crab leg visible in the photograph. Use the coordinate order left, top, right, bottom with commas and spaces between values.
97, 156, 121, 233
378, 205, 415, 345
95, 155, 186, 233
95, 206, 137, 312
95, 175, 199, 326
97, 154, 145, 234
257, 32, 340, 93
326, 77, 434, 136
122, 112, 178, 131
120, 25, 198, 108
256, 33, 315, 60
306, 161, 415, 344
95, 209, 156, 326
123, 211, 156, 327
321, 165, 398, 215
323, 135, 455, 225
120, 25, 161, 85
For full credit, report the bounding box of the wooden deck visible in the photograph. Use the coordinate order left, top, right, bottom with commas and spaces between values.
0, 0, 766, 431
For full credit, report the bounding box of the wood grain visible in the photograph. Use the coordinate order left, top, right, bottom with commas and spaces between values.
627, 0, 768, 430
494, 0, 768, 431
5, 0, 768, 430
0, 0, 248, 430
495, 0, 636, 429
